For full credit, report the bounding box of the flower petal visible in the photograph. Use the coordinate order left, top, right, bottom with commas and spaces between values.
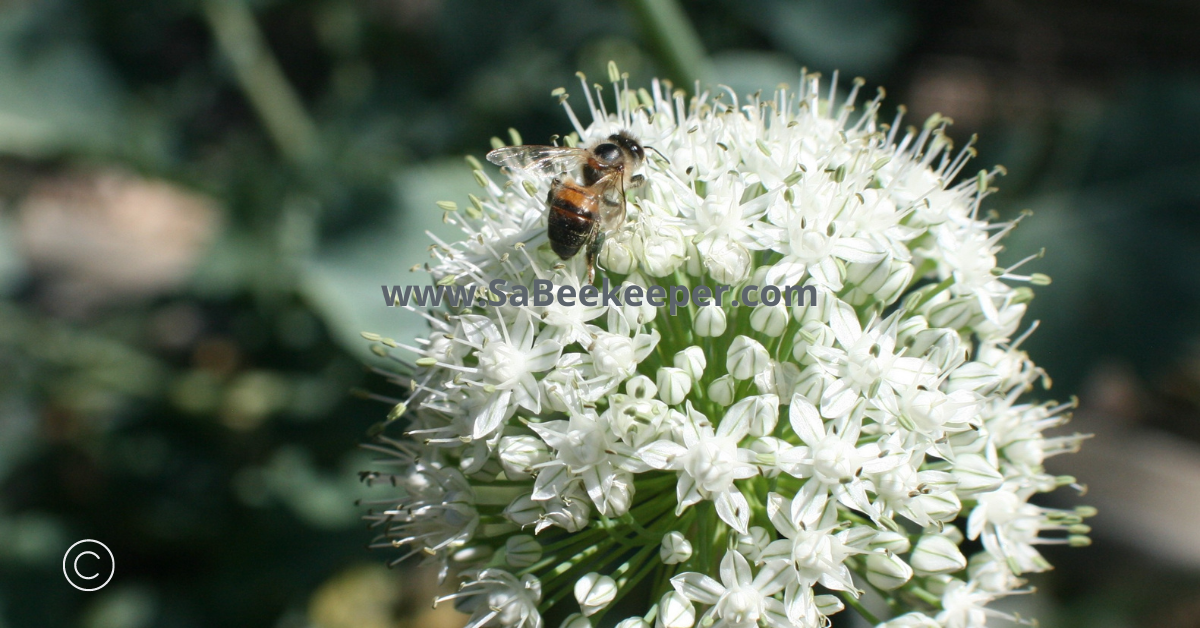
638, 440, 688, 469
788, 394, 825, 447
532, 463, 570, 500
715, 488, 751, 534
670, 572, 724, 605
766, 492, 798, 538
789, 480, 829, 528
526, 339, 563, 372
751, 558, 795, 597
472, 390, 513, 439
832, 237, 886, 264
765, 259, 807, 287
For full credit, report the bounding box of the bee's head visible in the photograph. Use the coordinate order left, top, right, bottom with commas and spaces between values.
607, 132, 646, 168
593, 141, 624, 166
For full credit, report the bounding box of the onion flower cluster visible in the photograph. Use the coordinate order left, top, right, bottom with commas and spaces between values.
359, 63, 1092, 628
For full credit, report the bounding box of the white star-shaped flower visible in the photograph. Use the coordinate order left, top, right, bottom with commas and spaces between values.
670, 550, 794, 628
639, 403, 759, 533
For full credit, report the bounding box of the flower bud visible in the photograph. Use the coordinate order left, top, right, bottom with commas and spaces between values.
876, 260, 914, 305
911, 535, 968, 575
626, 375, 658, 400
504, 493, 542, 526
451, 545, 494, 564
869, 530, 912, 554
896, 314, 928, 345
673, 347, 706, 380
498, 435, 551, 480
908, 328, 965, 372
727, 336, 770, 380
935, 524, 965, 545
640, 224, 686, 277
725, 394, 779, 437
945, 362, 1001, 394
505, 535, 543, 568
734, 526, 771, 562
792, 285, 831, 323
866, 552, 913, 590
657, 367, 692, 405
621, 280, 658, 326
658, 591, 695, 628
879, 612, 941, 628
600, 238, 637, 274
708, 375, 736, 406
541, 487, 591, 532
927, 297, 974, 329
951, 454, 1004, 493
975, 302, 1026, 342
616, 619, 651, 628
920, 491, 962, 522
754, 361, 798, 401
602, 472, 635, 517
844, 258, 890, 301
463, 451, 503, 479
521, 573, 542, 601
704, 244, 751, 284
840, 525, 875, 548
967, 553, 1013, 593
791, 321, 833, 364
542, 367, 582, 413
814, 594, 844, 616
750, 263, 771, 287
750, 303, 789, 337
694, 304, 727, 337
660, 531, 693, 565
684, 238, 704, 277
561, 613, 592, 628
575, 572, 618, 616
924, 574, 956, 596
590, 333, 637, 379
792, 369, 825, 404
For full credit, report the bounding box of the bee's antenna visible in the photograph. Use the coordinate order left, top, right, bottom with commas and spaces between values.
646, 146, 671, 164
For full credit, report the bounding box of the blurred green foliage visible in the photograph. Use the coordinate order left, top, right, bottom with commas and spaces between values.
2, 0, 1200, 627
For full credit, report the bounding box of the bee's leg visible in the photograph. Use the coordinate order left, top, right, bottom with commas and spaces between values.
585, 229, 606, 284
629, 174, 646, 189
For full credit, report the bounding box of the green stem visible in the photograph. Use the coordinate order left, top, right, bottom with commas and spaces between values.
537, 537, 624, 610
536, 502, 680, 613
517, 526, 612, 577
912, 275, 955, 310
839, 590, 881, 625
908, 585, 943, 608
624, 0, 712, 85
202, 0, 322, 167
590, 540, 665, 626
636, 472, 681, 491
538, 528, 607, 556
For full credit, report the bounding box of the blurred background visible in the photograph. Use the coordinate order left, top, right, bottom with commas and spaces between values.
1, 0, 1199, 626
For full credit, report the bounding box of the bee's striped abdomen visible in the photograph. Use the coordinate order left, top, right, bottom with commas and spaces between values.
547, 183, 598, 260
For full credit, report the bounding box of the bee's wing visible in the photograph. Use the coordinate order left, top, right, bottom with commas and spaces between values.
486, 146, 591, 177
593, 170, 628, 231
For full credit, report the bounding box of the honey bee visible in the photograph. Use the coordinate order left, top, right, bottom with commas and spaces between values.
486, 132, 650, 283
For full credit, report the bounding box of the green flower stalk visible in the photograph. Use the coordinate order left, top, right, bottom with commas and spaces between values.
360, 65, 1092, 628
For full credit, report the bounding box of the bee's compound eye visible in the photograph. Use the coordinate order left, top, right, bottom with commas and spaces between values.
593, 143, 622, 164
